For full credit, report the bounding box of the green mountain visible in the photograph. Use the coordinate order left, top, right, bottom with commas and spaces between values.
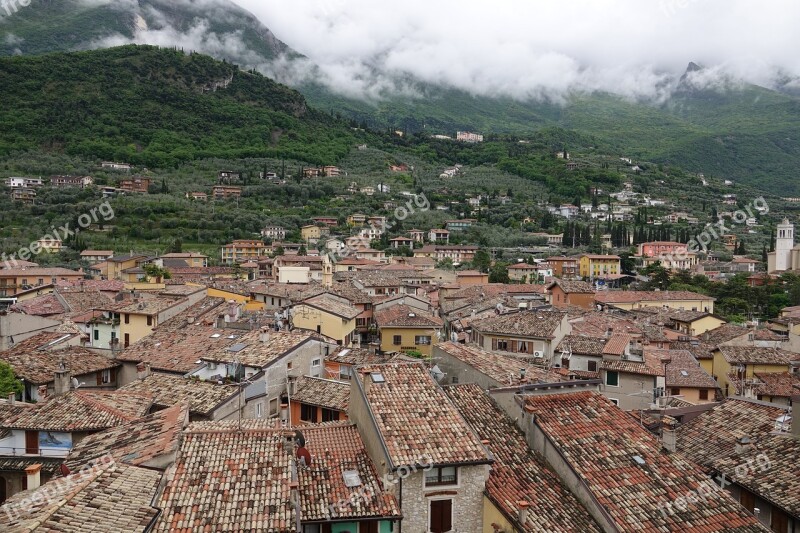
3, 1, 800, 194
0, 0, 292, 60
0, 45, 358, 167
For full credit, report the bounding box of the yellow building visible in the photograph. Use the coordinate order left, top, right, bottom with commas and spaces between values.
595, 291, 716, 314
161, 253, 209, 267
220, 240, 268, 264
711, 346, 794, 397
97, 297, 192, 348
374, 304, 443, 357
98, 254, 149, 280
300, 225, 321, 242
291, 293, 359, 346
579, 254, 620, 278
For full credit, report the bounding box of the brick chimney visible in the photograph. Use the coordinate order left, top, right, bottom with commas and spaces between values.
25, 464, 42, 490
661, 416, 677, 453
54, 362, 71, 396
136, 362, 151, 380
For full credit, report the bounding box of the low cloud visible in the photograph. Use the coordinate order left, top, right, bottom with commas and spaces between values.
232, 0, 800, 103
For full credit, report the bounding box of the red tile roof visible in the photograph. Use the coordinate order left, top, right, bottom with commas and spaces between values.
357, 362, 491, 467
445, 384, 601, 532
525, 391, 767, 532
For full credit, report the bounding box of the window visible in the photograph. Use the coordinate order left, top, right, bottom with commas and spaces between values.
415, 335, 432, 345
339, 365, 352, 380
287, 361, 293, 370
424, 466, 458, 487
255, 402, 263, 419
587, 360, 598, 372
671, 388, 681, 396
101, 369, 112, 384
146, 316, 153, 327
124, 314, 130, 324
37, 278, 43, 286
124, 334, 130, 348
311, 358, 321, 368
269, 398, 279, 416
21, 279, 28, 286
451, 376, 459, 384
25, 431, 39, 455
300, 403, 317, 422
609, 398, 620, 406
93, 330, 99, 341
699, 389, 709, 401
605, 371, 619, 387
497, 340, 508, 351
429, 499, 453, 533
321, 408, 339, 422
393, 335, 402, 346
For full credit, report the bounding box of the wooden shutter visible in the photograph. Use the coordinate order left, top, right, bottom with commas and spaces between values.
491, 338, 498, 350
430, 499, 452, 533
25, 431, 39, 455
96, 371, 102, 386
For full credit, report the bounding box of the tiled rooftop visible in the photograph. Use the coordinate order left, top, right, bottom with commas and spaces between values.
649, 348, 718, 389
471, 310, 566, 339
300, 293, 361, 320
374, 304, 443, 328
64, 404, 187, 472
600, 349, 666, 377
3, 390, 153, 432
0, 462, 162, 533
297, 423, 401, 521
202, 330, 318, 368
717, 345, 795, 365
549, 279, 596, 294
154, 422, 298, 532
602, 333, 632, 355
292, 376, 349, 411
120, 373, 238, 417
0, 344, 120, 385
524, 391, 767, 532
595, 290, 714, 304
712, 433, 800, 518
357, 362, 491, 467
445, 384, 601, 532
436, 341, 563, 386
556, 335, 607, 356
677, 398, 790, 467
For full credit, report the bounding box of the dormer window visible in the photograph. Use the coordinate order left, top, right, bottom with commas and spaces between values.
424, 466, 458, 487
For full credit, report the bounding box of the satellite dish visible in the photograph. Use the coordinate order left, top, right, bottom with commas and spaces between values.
296, 446, 312, 466
71, 377, 81, 390
430, 365, 445, 382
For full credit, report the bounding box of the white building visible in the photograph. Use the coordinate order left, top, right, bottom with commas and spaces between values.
456, 131, 484, 143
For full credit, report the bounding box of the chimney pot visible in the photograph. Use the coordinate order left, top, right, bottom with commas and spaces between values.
25, 464, 42, 490
54, 366, 71, 396
7, 393, 15, 406
517, 501, 530, 524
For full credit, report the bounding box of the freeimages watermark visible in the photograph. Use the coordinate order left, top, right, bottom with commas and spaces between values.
325, 192, 430, 262
0, 0, 33, 20
3, 454, 116, 521
658, 452, 771, 518
660, 0, 704, 18
0, 200, 115, 269
658, 196, 768, 266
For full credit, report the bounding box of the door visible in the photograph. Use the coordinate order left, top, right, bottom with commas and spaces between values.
740, 489, 755, 512
430, 499, 452, 533
25, 431, 39, 455
771, 507, 789, 532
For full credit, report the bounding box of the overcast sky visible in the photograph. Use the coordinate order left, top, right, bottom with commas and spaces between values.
232, 0, 800, 101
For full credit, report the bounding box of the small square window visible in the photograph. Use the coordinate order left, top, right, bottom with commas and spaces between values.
311, 359, 321, 367
393, 335, 402, 345
606, 371, 619, 387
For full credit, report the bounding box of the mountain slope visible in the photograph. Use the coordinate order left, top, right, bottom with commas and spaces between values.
0, 0, 293, 61
0, 45, 358, 167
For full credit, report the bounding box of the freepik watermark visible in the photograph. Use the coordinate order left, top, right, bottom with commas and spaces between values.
659, 196, 768, 265
1, 200, 115, 269
326, 192, 430, 262
660, 0, 704, 17
0, 0, 33, 20
3, 454, 116, 521
658, 453, 771, 518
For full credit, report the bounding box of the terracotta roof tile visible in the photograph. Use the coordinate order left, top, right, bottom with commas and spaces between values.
64, 404, 188, 472
652, 348, 718, 389
435, 342, 563, 386
4, 390, 153, 432
358, 362, 491, 467
445, 384, 601, 532
0, 462, 162, 532
292, 376, 349, 412
471, 310, 566, 339
595, 290, 714, 304
717, 346, 795, 365
525, 391, 767, 532
556, 335, 607, 356
0, 345, 120, 385
120, 373, 238, 417
374, 304, 443, 328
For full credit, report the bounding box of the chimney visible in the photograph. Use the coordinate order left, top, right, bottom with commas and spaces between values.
661, 416, 677, 453
37, 385, 47, 401
259, 327, 271, 344
54, 363, 71, 396
735, 436, 753, 455
280, 403, 289, 423
517, 501, 530, 525
361, 369, 372, 395
7, 393, 15, 406
367, 343, 377, 355
605, 327, 613, 338
136, 362, 151, 380
25, 464, 42, 490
